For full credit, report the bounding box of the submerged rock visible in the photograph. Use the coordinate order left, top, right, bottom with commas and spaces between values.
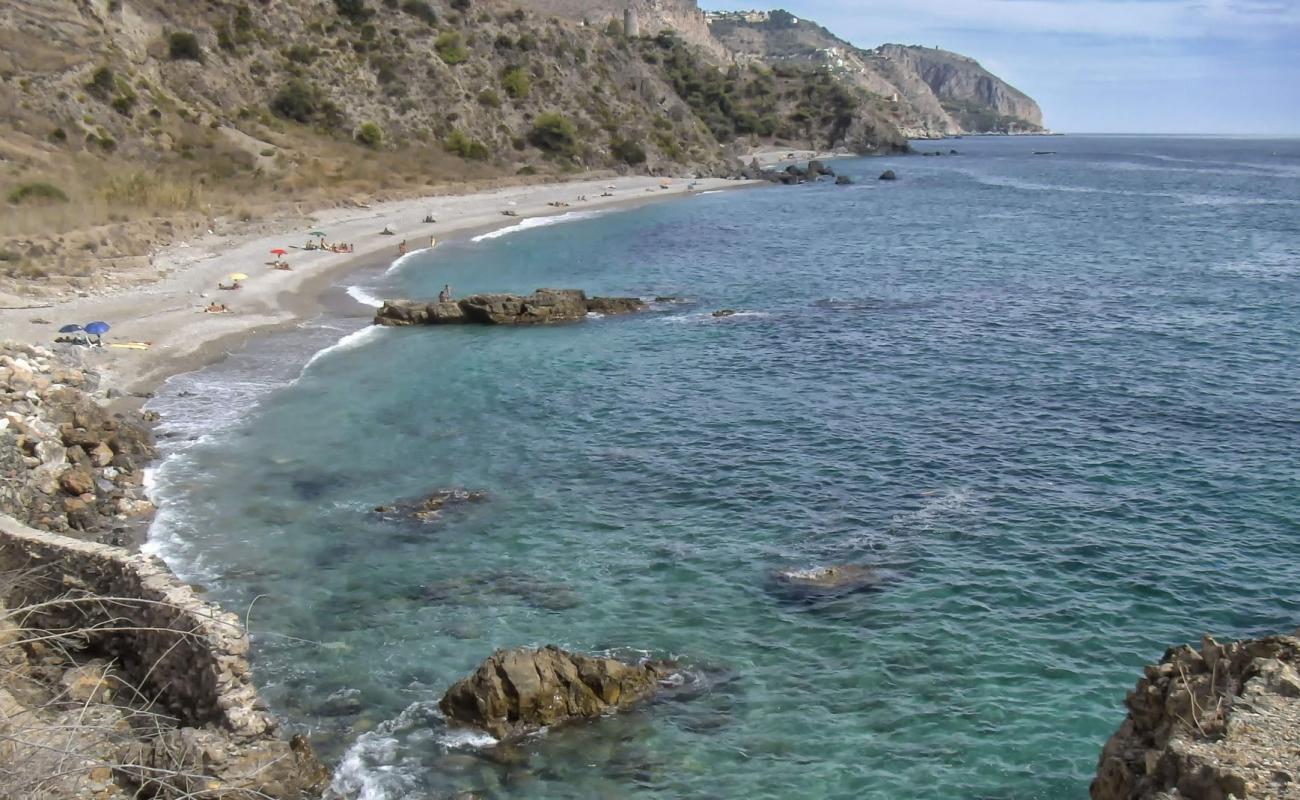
374, 289, 645, 327
879, 170, 897, 181
439, 646, 670, 739
711, 309, 737, 318
376, 487, 488, 522
835, 175, 854, 185
769, 564, 887, 600
1091, 633, 1300, 800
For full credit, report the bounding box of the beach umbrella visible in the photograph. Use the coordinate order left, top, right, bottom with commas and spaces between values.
229, 272, 249, 282
84, 321, 110, 335
58, 323, 83, 333
270, 248, 287, 256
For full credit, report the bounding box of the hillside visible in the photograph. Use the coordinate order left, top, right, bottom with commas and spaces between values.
707, 10, 1044, 138
0, 0, 912, 295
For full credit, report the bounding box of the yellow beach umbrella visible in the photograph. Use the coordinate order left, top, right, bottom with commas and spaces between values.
229, 272, 249, 281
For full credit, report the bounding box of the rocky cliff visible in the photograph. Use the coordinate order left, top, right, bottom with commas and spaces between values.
875, 45, 1044, 134
1092, 633, 1300, 800
706, 11, 1045, 137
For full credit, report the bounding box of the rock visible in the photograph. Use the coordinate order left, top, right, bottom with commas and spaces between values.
59, 467, 96, 497
585, 296, 647, 315
439, 646, 668, 739
835, 175, 853, 185
1091, 633, 1300, 800
711, 309, 737, 318
89, 442, 115, 468
807, 160, 835, 176
879, 170, 897, 181
60, 662, 120, 703
378, 488, 488, 522
770, 564, 887, 600
63, 496, 101, 530
375, 290, 644, 327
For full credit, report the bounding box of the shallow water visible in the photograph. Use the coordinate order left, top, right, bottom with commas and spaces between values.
147, 135, 1300, 799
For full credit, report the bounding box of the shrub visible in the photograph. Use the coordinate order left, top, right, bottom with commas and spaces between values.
270, 79, 340, 126
450, 0, 470, 10
501, 66, 530, 99
516, 164, 537, 176
111, 93, 136, 115
285, 44, 318, 64
435, 31, 468, 64
400, 0, 437, 24
7, 182, 69, 205
477, 88, 501, 108
443, 129, 490, 160
334, 0, 371, 23
88, 66, 115, 96
516, 32, 537, 51
611, 137, 646, 165
528, 112, 577, 156
493, 33, 513, 51
48, 127, 68, 144
355, 121, 384, 148
168, 31, 203, 61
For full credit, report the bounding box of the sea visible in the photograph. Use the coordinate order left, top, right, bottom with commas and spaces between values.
143, 135, 1300, 799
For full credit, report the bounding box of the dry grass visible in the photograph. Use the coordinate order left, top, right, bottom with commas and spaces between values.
0, 568, 289, 799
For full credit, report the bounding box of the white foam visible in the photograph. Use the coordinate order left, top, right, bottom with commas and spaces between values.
383, 247, 430, 275
696, 190, 723, 196
302, 325, 387, 371
471, 210, 602, 242
346, 285, 385, 308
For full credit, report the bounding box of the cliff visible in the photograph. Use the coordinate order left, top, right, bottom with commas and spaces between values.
1092, 633, 1300, 800
706, 10, 1045, 137
875, 45, 1044, 134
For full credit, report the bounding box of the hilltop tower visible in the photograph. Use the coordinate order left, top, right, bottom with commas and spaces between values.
624, 7, 640, 38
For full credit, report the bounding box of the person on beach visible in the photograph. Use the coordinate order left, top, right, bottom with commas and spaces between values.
398, 240, 407, 255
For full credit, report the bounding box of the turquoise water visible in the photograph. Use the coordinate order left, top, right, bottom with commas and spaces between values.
147, 136, 1300, 799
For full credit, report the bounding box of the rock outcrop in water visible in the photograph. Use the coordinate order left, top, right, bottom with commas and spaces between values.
770, 564, 888, 602
1092, 633, 1300, 800
374, 487, 488, 522
374, 289, 645, 327
439, 646, 669, 739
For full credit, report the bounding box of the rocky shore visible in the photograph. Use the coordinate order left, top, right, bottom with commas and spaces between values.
0, 341, 328, 798
0, 343, 155, 546
1092, 634, 1300, 799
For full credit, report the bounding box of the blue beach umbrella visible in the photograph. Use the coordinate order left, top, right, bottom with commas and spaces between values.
84, 321, 110, 345
58, 324, 83, 334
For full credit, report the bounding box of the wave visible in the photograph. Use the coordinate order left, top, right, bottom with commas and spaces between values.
301, 325, 387, 371
471, 210, 602, 243
383, 247, 431, 276
657, 310, 770, 324
696, 190, 723, 196
966, 171, 1299, 207
346, 285, 385, 308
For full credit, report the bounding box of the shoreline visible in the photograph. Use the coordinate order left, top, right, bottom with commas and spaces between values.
0, 174, 761, 402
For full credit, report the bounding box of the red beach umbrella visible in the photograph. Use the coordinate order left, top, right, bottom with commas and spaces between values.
271, 248, 287, 255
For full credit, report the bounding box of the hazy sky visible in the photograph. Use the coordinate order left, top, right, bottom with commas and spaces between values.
701, 1, 1300, 134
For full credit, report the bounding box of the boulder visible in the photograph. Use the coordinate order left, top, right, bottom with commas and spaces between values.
59, 467, 96, 497
374, 290, 645, 327
807, 160, 835, 177
439, 646, 668, 739
835, 175, 854, 185
879, 170, 897, 181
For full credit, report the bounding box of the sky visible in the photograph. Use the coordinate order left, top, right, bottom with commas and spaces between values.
700, 1, 1300, 134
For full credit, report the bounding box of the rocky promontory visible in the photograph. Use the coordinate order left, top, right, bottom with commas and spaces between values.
439, 646, 670, 739
1092, 633, 1300, 800
375, 289, 646, 327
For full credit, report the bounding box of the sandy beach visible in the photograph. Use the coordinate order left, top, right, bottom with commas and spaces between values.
0, 174, 755, 395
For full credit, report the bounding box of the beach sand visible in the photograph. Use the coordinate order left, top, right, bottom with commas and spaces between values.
0, 175, 755, 395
